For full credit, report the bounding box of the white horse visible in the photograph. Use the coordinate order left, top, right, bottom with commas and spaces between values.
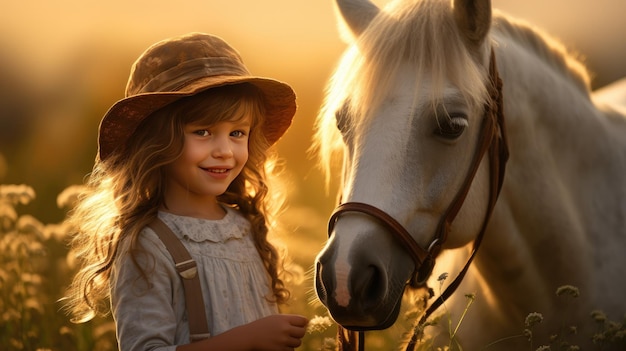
313, 0, 626, 349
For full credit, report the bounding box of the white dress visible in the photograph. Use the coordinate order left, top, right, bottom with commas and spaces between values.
111, 207, 279, 351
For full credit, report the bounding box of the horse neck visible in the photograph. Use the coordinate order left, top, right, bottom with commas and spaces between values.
470, 42, 626, 319
495, 40, 626, 232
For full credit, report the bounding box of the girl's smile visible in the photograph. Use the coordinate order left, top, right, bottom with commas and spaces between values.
201, 166, 232, 179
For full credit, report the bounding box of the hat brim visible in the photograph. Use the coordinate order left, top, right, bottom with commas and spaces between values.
97, 75, 296, 161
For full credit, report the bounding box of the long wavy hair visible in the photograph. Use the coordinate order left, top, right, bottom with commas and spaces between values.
64, 83, 289, 322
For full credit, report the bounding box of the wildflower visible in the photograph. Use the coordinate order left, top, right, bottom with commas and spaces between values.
524, 328, 532, 341
307, 315, 333, 334
17, 215, 44, 239
535, 346, 551, 351
66, 247, 79, 269
0, 202, 17, 228
590, 310, 607, 324
592, 332, 606, 344
404, 308, 420, 321
403, 288, 429, 318
56, 185, 86, 209
24, 297, 44, 314
525, 312, 544, 328
9, 234, 44, 256
59, 326, 73, 336
322, 337, 337, 350
605, 321, 621, 333
43, 222, 73, 241
0, 184, 36, 205
21, 272, 42, 285
555, 285, 579, 298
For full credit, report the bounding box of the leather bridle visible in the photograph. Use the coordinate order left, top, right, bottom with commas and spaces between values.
330, 48, 509, 351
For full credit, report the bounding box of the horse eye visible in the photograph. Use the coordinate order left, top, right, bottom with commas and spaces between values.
435, 116, 467, 139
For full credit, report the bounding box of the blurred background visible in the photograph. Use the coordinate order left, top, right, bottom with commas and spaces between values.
0, 0, 625, 349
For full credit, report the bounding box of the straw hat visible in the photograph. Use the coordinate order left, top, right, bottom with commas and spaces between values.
97, 32, 296, 161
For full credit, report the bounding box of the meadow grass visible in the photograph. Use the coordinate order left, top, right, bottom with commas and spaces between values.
0, 184, 117, 351
402, 280, 626, 351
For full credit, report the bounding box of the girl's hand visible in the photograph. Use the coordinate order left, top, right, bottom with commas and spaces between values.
177, 314, 309, 351
244, 314, 309, 350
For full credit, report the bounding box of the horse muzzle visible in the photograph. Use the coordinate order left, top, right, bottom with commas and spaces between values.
314, 235, 410, 331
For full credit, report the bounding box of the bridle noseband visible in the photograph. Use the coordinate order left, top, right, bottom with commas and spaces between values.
329, 202, 437, 287
329, 48, 509, 351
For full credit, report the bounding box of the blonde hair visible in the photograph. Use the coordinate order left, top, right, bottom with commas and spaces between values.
64, 83, 289, 322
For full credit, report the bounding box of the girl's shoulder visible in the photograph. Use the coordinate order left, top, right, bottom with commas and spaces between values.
112, 223, 176, 279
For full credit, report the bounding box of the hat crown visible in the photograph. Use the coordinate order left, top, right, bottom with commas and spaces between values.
97, 32, 296, 162
125, 33, 249, 97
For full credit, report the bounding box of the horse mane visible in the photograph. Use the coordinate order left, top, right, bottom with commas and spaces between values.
491, 10, 591, 93
312, 0, 592, 186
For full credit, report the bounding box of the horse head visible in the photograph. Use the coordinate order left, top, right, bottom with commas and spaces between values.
314, 0, 505, 330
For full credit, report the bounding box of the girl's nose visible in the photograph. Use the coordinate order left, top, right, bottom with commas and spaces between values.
211, 136, 233, 158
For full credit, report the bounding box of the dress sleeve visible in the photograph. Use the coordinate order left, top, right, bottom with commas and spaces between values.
110, 228, 183, 351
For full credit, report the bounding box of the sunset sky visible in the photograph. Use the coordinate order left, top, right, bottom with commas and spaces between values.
2, 0, 624, 84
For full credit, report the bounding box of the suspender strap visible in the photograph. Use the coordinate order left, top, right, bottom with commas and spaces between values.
148, 218, 211, 342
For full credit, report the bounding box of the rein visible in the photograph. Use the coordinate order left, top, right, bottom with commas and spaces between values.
330, 48, 509, 351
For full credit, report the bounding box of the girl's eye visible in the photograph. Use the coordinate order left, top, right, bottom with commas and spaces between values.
231, 130, 247, 138
194, 130, 210, 137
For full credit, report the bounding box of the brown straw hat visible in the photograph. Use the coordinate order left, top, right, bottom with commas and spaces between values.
97, 32, 296, 161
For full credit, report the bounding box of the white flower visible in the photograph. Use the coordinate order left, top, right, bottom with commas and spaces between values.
307, 315, 333, 334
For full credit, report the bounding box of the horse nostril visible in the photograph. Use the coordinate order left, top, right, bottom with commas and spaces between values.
352, 264, 385, 307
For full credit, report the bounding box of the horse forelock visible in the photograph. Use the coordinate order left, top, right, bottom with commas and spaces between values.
313, 0, 489, 186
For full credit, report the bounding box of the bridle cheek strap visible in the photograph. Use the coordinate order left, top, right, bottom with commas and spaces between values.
331, 48, 508, 351
410, 47, 508, 339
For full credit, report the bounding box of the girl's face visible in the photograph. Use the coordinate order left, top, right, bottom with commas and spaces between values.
163, 115, 251, 215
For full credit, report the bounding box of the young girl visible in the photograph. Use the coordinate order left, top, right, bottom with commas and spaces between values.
64, 32, 308, 350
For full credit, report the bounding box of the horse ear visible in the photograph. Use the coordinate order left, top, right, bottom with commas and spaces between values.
335, 0, 380, 37
453, 0, 492, 47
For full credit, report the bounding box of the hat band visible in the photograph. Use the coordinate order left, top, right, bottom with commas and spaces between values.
136, 57, 251, 95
